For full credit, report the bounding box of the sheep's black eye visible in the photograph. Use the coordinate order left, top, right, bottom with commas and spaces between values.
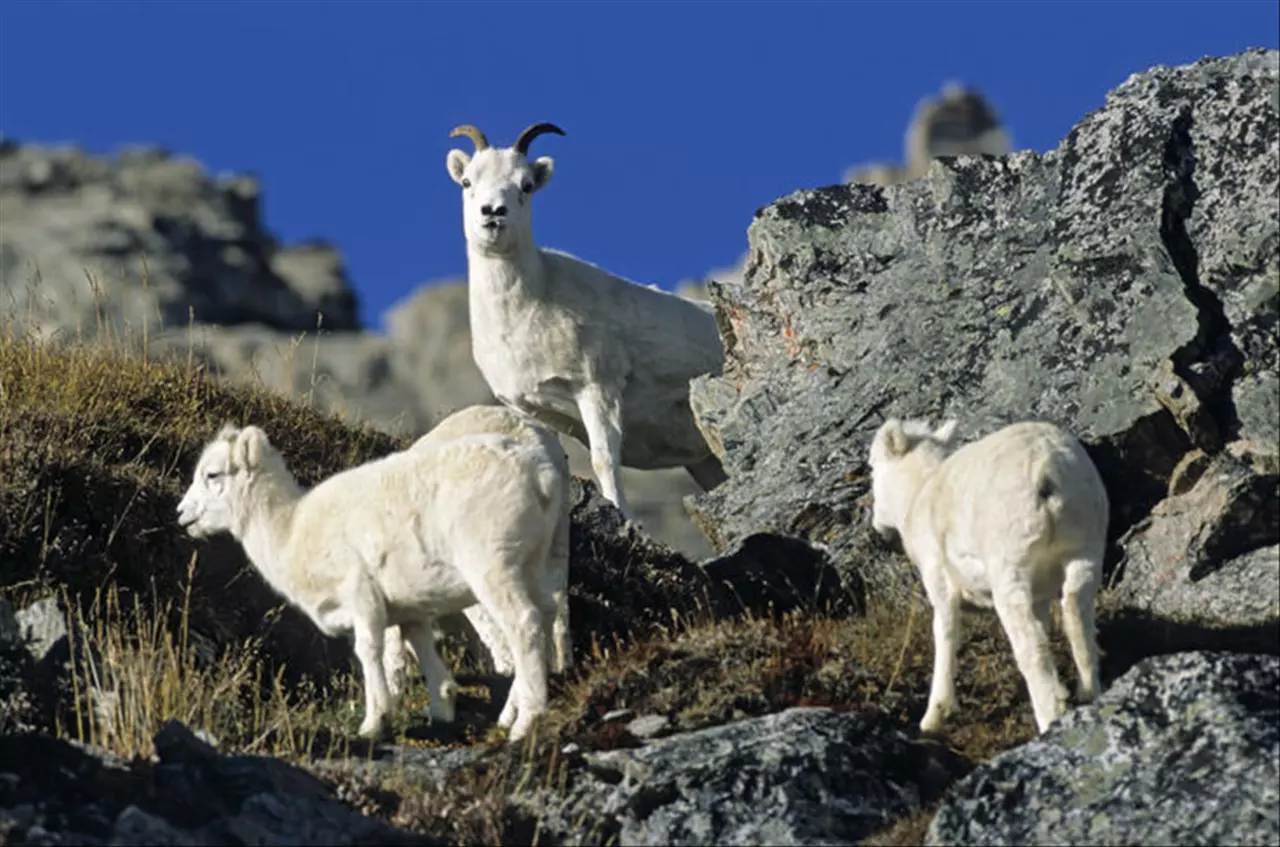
521, 182, 533, 194
206, 471, 223, 481
461, 178, 471, 189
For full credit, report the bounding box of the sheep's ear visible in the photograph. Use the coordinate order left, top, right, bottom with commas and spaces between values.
882, 419, 909, 457
234, 426, 269, 471
530, 156, 554, 192
216, 422, 241, 442
933, 419, 958, 444
447, 150, 471, 185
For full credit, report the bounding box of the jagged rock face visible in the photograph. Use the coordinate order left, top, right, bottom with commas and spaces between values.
689, 50, 1279, 634
926, 651, 1280, 846
0, 143, 359, 335
528, 707, 968, 847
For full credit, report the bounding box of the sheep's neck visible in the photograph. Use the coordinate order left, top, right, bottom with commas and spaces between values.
236, 473, 305, 599
467, 240, 548, 304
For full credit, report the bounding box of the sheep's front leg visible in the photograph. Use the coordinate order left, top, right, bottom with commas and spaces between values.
576, 383, 633, 522
400, 620, 457, 724
992, 576, 1065, 734
353, 618, 393, 740
1061, 556, 1102, 703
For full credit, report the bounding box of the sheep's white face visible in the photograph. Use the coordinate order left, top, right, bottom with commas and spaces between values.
867, 418, 957, 540
447, 148, 554, 255
177, 425, 268, 539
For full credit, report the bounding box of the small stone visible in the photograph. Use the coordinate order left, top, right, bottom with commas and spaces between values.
600, 708, 634, 724
626, 714, 671, 739
561, 742, 581, 756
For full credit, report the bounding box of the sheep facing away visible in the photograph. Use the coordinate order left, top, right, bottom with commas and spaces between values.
382, 404, 573, 687
867, 418, 1109, 734
445, 122, 727, 522
176, 422, 568, 742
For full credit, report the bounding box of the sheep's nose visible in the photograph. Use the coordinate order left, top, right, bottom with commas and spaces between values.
480, 203, 507, 217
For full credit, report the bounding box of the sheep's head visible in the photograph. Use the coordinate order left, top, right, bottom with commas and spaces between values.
446, 122, 564, 255
177, 424, 279, 539
867, 417, 957, 540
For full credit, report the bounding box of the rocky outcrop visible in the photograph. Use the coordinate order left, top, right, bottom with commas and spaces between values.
689, 50, 1279, 640
529, 707, 968, 846
927, 651, 1280, 846
0, 142, 358, 336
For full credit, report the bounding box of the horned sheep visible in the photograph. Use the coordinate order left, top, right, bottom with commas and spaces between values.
445, 122, 727, 522
867, 418, 1109, 734
176, 421, 567, 742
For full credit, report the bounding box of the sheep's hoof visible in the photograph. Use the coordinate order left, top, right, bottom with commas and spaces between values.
428, 682, 458, 724
919, 710, 948, 735
358, 715, 389, 740
498, 699, 518, 730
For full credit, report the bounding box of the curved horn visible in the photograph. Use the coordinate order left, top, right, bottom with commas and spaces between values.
449, 125, 490, 152
514, 122, 566, 157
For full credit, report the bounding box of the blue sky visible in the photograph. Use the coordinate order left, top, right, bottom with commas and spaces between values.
1, 1, 1276, 330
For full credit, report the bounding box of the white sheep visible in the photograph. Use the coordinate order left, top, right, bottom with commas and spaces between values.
382, 404, 573, 686
867, 418, 1109, 734
176, 422, 566, 742
445, 122, 727, 522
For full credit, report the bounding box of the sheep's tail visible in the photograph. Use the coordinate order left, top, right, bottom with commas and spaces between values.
1034, 461, 1066, 545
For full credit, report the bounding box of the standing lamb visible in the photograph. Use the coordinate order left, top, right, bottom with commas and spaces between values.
383, 404, 573, 685
445, 122, 727, 522
176, 423, 565, 742
866, 418, 1109, 734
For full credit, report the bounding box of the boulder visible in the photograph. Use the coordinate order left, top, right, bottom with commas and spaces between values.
531, 706, 967, 846
926, 650, 1280, 846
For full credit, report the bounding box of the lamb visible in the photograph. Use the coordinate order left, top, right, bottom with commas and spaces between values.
866, 418, 1109, 734
176, 422, 566, 742
445, 122, 727, 522
382, 404, 573, 686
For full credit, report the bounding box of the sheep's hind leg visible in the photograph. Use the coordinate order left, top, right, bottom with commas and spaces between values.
992, 576, 1065, 734
382, 624, 413, 704
1033, 599, 1070, 704
463, 604, 515, 676
467, 564, 551, 743
400, 620, 458, 724
545, 504, 573, 673
353, 615, 393, 741
576, 384, 634, 523
1061, 556, 1102, 703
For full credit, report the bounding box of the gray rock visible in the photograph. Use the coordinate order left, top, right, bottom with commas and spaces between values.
926, 651, 1280, 846
0, 143, 359, 335
531, 707, 967, 846
15, 597, 68, 665
1109, 451, 1279, 630
689, 50, 1279, 624
627, 714, 672, 740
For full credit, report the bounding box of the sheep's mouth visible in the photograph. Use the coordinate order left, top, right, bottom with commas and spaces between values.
481, 220, 505, 232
